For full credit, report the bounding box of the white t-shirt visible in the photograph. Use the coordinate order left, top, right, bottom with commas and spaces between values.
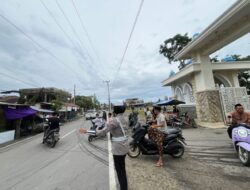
146, 111, 152, 117
156, 113, 167, 132
92, 117, 103, 128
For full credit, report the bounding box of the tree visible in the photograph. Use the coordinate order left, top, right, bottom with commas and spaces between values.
230, 54, 250, 94
51, 99, 63, 112
210, 55, 219, 63
159, 33, 192, 69
93, 95, 100, 109
75, 96, 97, 110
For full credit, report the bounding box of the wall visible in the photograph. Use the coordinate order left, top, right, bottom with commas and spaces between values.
196, 90, 223, 122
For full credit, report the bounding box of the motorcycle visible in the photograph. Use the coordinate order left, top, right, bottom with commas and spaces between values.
171, 112, 197, 128
128, 123, 186, 158
43, 118, 60, 148
231, 123, 250, 166
43, 129, 60, 148
87, 120, 105, 142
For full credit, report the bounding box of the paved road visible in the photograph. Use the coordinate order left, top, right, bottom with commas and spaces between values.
127, 127, 250, 190
0, 118, 109, 190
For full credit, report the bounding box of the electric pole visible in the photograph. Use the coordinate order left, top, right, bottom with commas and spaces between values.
103, 80, 111, 112
73, 84, 76, 104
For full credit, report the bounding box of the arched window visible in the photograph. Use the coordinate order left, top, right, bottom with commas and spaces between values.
175, 87, 184, 102
183, 83, 195, 104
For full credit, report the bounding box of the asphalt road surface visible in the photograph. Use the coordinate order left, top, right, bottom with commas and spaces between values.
0, 118, 109, 190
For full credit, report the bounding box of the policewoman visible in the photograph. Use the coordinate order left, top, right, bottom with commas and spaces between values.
81, 105, 129, 190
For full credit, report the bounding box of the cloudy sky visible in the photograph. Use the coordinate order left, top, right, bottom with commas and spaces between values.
0, 0, 249, 103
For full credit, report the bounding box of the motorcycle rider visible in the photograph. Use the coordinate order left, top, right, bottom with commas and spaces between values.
43, 112, 60, 143
227, 104, 250, 138
92, 113, 104, 130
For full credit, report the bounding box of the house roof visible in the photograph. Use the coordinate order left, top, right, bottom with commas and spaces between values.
0, 101, 29, 107
175, 0, 250, 60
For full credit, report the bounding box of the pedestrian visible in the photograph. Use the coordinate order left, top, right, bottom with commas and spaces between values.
163, 106, 167, 113
80, 105, 129, 190
146, 107, 152, 122
148, 106, 166, 166
102, 111, 107, 121
107, 112, 113, 124
144, 107, 147, 116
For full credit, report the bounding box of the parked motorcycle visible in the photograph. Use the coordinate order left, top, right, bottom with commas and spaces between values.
128, 123, 186, 158
171, 112, 197, 128
231, 123, 250, 166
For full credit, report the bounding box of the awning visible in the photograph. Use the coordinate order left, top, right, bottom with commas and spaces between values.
155, 99, 185, 106
30, 106, 54, 113
3, 106, 37, 120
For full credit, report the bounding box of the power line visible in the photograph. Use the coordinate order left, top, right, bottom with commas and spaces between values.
0, 72, 40, 88
70, 0, 106, 70
55, 0, 106, 80
40, 0, 82, 50
41, 0, 101, 81
0, 12, 90, 89
112, 0, 144, 82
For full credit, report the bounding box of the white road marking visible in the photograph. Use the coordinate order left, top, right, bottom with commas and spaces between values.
61, 129, 76, 139
108, 132, 117, 190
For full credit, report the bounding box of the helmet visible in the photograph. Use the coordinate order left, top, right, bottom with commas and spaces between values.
113, 105, 126, 114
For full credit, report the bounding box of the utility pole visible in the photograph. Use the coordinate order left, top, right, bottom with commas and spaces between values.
73, 84, 76, 104
103, 80, 111, 112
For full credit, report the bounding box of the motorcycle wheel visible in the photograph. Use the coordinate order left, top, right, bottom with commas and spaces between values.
170, 142, 185, 158
238, 146, 250, 166
50, 136, 57, 148
128, 144, 140, 158
88, 136, 93, 142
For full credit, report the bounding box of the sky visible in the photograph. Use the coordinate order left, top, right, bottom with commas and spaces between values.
0, 0, 249, 103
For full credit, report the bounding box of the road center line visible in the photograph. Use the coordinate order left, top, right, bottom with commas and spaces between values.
61, 129, 76, 139
108, 132, 117, 190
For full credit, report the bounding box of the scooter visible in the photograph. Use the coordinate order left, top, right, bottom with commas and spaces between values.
87, 120, 105, 142
128, 123, 186, 158
231, 123, 250, 166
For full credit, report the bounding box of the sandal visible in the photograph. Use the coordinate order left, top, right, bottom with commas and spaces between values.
155, 162, 163, 167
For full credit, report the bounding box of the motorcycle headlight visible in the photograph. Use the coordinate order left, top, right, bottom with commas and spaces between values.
238, 128, 248, 138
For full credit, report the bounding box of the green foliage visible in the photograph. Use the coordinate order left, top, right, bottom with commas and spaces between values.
231, 54, 250, 94
51, 99, 63, 111
92, 95, 100, 109
159, 33, 192, 69
210, 55, 219, 62
55, 90, 71, 102
75, 96, 97, 110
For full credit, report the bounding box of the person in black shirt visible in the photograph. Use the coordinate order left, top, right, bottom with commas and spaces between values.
43, 112, 60, 143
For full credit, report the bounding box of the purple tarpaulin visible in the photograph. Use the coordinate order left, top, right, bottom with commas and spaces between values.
3, 107, 37, 120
